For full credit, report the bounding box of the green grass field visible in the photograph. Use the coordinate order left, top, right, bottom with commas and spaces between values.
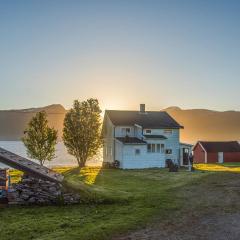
0, 164, 239, 240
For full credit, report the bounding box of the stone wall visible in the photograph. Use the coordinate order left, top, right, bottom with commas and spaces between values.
7, 174, 80, 205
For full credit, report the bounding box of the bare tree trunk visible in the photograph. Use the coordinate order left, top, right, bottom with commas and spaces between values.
76, 157, 83, 168
77, 157, 87, 168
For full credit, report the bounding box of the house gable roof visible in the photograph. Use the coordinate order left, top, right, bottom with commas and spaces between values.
105, 110, 183, 129
195, 141, 240, 153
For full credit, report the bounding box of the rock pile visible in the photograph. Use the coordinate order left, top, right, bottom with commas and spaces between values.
8, 175, 80, 205
0, 169, 8, 188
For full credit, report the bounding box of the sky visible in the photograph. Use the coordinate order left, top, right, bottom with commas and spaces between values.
0, 0, 240, 111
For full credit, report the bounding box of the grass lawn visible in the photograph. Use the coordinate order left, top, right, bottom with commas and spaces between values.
0, 164, 239, 240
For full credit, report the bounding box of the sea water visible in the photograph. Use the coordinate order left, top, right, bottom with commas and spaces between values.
0, 141, 103, 168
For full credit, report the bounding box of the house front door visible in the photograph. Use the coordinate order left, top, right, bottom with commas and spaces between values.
218, 152, 224, 163
182, 148, 189, 165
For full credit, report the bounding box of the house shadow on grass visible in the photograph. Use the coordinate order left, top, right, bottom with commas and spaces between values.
62, 166, 131, 204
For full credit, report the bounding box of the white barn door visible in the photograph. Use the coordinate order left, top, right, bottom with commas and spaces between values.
218, 152, 224, 163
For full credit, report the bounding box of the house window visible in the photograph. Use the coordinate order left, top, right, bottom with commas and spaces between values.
122, 127, 131, 135
161, 144, 165, 153
147, 144, 151, 152
148, 144, 164, 153
157, 144, 161, 153
135, 149, 140, 155
151, 144, 155, 153
146, 129, 151, 134
166, 149, 172, 154
164, 129, 172, 134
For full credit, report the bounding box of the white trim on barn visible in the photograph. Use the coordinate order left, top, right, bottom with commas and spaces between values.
194, 141, 208, 163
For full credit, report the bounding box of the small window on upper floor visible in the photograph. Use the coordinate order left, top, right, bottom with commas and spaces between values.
145, 129, 151, 134
164, 129, 172, 134
122, 127, 131, 135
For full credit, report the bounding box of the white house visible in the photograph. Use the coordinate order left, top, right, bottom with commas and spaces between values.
102, 104, 188, 169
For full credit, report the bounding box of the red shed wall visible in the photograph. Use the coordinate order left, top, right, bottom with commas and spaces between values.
193, 143, 205, 163
207, 152, 218, 163
224, 152, 240, 162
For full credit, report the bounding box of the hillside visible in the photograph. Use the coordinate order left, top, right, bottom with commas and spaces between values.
164, 107, 240, 144
0, 104, 66, 140
0, 104, 239, 143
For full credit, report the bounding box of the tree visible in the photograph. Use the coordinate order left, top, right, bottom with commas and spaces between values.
22, 111, 58, 166
63, 99, 102, 167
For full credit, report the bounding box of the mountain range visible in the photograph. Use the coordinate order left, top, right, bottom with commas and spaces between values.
0, 104, 239, 144
0, 104, 66, 141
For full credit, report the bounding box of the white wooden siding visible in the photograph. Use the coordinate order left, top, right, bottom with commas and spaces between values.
122, 145, 166, 169
143, 129, 180, 164
115, 140, 123, 167
163, 129, 180, 164
103, 113, 181, 168
115, 126, 135, 137
103, 114, 115, 163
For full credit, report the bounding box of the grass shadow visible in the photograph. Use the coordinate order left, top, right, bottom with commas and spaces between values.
62, 166, 131, 204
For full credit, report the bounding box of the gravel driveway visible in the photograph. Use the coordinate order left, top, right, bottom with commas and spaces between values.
115, 172, 240, 240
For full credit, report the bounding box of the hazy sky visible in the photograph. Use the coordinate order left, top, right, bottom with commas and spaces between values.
0, 0, 240, 111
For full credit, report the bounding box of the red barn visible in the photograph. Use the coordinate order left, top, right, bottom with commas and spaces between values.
193, 141, 240, 163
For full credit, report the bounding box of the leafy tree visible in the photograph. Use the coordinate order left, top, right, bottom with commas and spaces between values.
63, 99, 102, 167
22, 111, 58, 166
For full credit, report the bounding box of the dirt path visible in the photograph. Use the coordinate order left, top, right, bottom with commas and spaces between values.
115, 172, 240, 240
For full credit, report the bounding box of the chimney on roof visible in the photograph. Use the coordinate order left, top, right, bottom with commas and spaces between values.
140, 104, 145, 113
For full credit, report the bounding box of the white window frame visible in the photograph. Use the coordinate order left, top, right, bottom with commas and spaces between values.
147, 143, 164, 153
